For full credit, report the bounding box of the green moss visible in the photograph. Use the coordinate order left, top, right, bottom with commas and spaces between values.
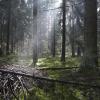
37, 57, 80, 68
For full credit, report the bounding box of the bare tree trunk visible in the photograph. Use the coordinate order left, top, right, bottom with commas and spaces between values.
77, 44, 81, 56
0, 16, 4, 56
81, 0, 98, 68
50, 19, 56, 57
6, 0, 11, 55
52, 26, 56, 57
61, 0, 66, 62
32, 0, 38, 66
71, 5, 75, 57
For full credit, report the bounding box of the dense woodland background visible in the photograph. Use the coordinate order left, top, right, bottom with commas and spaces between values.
0, 0, 100, 100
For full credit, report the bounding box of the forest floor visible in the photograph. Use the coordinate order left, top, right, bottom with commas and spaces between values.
0, 55, 100, 100
0, 54, 46, 78
36, 57, 100, 86
0, 55, 100, 84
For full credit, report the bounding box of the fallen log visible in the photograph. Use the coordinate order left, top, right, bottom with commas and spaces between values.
0, 68, 100, 89
37, 66, 79, 70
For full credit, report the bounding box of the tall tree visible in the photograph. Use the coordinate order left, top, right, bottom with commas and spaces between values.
82, 0, 98, 68
6, 0, 11, 55
61, 0, 66, 62
71, 5, 75, 57
52, 20, 56, 57
32, 0, 38, 66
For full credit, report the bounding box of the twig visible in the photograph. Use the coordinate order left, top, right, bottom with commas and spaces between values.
8, 78, 19, 100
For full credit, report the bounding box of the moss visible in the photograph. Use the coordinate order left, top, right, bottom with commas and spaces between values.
37, 57, 80, 68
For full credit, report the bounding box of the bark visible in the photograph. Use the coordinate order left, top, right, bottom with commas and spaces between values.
61, 0, 66, 62
82, 0, 98, 68
71, 40, 75, 57
33, 0, 38, 66
6, 0, 11, 55
0, 17, 4, 56
51, 20, 56, 57
52, 28, 56, 57
77, 45, 81, 56
71, 5, 75, 57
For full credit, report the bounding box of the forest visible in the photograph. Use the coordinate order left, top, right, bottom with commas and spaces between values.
0, 0, 100, 100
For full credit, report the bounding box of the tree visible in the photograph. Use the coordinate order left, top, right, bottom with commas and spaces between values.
32, 0, 38, 66
6, 0, 11, 55
71, 5, 75, 57
61, 0, 66, 62
82, 0, 98, 68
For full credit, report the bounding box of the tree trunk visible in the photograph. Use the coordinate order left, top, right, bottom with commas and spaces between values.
32, 0, 38, 66
71, 5, 75, 57
77, 44, 81, 56
71, 42, 75, 57
0, 16, 4, 56
82, 0, 98, 68
52, 27, 56, 57
61, 0, 66, 62
51, 20, 56, 57
6, 0, 11, 55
